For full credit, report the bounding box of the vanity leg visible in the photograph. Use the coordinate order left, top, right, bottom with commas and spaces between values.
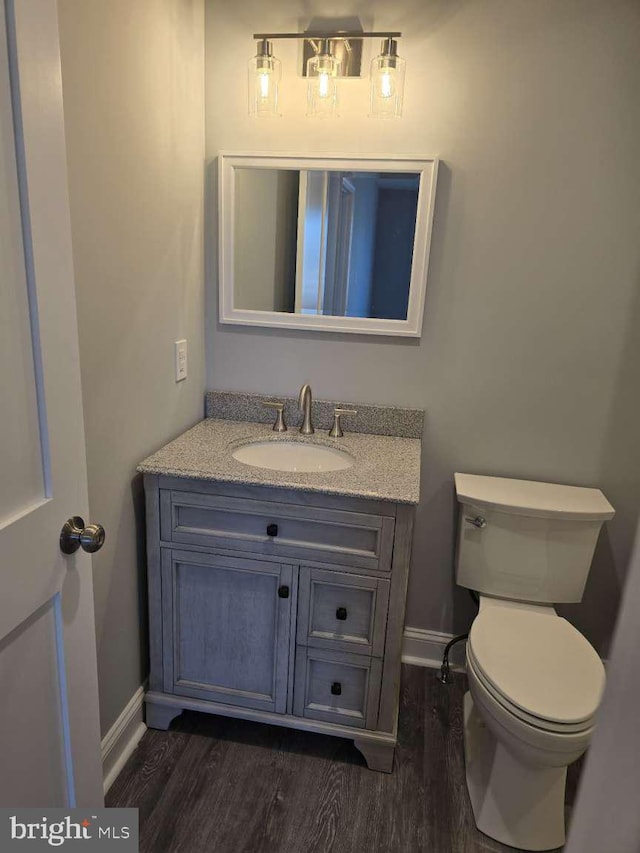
353, 739, 395, 773
145, 701, 183, 731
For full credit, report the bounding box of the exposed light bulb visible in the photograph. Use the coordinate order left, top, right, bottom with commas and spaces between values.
318, 71, 330, 99
306, 39, 340, 117
248, 39, 281, 117
370, 38, 405, 118
259, 70, 270, 99
380, 70, 393, 99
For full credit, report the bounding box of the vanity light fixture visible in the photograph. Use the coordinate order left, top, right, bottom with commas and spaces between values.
249, 30, 405, 118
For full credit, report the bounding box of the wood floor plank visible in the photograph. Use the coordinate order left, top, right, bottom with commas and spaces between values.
105, 728, 192, 825
255, 730, 358, 853
107, 666, 581, 853
144, 716, 287, 852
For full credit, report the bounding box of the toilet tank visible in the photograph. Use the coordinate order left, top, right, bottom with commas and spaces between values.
454, 474, 615, 604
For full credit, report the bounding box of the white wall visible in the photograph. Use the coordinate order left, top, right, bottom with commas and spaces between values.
59, 0, 205, 735
206, 0, 640, 654
234, 169, 297, 311
566, 520, 640, 851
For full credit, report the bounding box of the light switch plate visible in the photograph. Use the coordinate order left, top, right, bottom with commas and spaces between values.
174, 339, 187, 382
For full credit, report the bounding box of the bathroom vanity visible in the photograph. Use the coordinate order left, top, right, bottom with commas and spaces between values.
138, 391, 422, 772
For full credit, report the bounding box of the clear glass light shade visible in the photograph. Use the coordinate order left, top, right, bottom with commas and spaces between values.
370, 41, 406, 118
306, 48, 340, 118
248, 42, 281, 117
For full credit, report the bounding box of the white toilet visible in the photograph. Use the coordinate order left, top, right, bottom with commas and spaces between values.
454, 473, 615, 851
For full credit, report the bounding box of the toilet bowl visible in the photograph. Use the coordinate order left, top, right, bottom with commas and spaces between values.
463, 599, 604, 850
453, 472, 614, 851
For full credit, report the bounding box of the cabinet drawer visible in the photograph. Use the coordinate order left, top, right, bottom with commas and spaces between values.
293, 647, 382, 729
161, 490, 395, 571
297, 567, 390, 656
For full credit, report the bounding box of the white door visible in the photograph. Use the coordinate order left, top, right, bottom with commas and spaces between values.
0, 0, 102, 807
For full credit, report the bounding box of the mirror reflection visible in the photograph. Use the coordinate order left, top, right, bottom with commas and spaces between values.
233, 168, 420, 320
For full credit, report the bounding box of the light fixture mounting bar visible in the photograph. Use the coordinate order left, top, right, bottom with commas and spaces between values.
253, 32, 402, 41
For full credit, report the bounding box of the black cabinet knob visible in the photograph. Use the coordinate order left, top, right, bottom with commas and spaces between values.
336, 607, 347, 621
331, 682, 342, 696
278, 585, 289, 598
267, 523, 278, 537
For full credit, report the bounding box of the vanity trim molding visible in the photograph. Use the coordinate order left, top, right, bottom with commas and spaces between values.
145, 690, 398, 748
218, 152, 439, 337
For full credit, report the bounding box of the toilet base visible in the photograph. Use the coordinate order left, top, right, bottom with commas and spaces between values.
463, 692, 567, 851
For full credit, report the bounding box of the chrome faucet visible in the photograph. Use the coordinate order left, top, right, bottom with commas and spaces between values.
298, 384, 314, 435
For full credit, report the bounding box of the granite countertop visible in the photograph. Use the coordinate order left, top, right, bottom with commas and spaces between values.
138, 418, 421, 505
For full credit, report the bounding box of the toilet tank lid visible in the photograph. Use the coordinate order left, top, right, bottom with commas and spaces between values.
454, 473, 615, 521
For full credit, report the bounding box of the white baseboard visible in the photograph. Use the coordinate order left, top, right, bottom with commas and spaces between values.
402, 627, 467, 671
101, 685, 147, 795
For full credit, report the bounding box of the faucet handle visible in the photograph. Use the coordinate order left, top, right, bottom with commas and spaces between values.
261, 400, 287, 433
329, 408, 358, 438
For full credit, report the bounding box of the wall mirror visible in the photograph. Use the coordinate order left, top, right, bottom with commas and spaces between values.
218, 153, 438, 337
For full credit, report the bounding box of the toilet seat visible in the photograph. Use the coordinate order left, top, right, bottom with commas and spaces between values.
468, 608, 605, 731
467, 646, 595, 734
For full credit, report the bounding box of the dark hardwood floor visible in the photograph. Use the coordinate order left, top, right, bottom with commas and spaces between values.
107, 666, 581, 852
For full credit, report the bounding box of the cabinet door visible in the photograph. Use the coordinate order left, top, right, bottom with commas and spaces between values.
162, 549, 293, 713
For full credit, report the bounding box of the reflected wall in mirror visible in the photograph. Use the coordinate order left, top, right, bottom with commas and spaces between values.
219, 154, 439, 337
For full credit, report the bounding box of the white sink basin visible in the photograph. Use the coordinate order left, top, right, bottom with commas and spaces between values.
232, 441, 354, 473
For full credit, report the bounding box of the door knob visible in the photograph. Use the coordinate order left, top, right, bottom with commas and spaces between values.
60, 517, 106, 554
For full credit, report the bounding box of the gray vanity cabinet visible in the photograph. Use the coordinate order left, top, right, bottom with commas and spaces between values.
144, 474, 414, 773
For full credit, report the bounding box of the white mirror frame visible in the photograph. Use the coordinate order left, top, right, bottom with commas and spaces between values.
218, 152, 439, 337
